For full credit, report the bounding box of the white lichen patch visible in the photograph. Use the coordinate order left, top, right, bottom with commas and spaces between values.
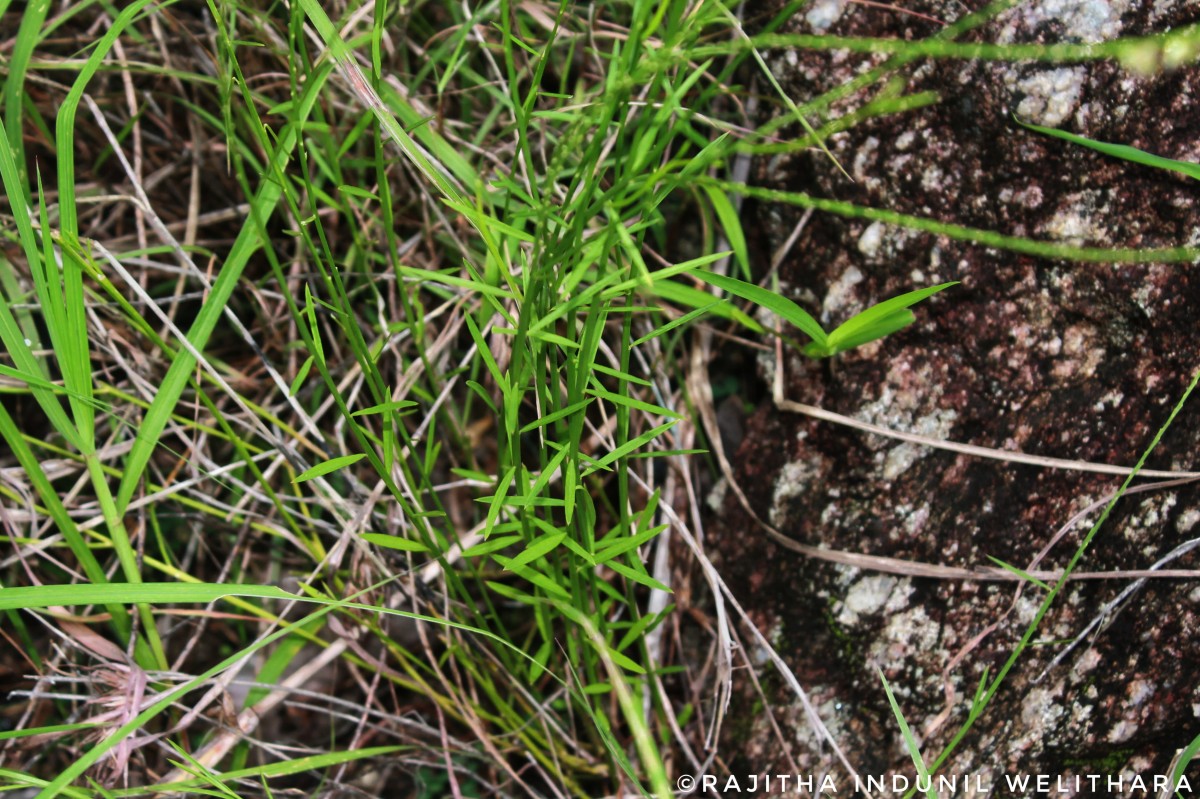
878, 407, 959, 479
706, 476, 728, 513
857, 222, 886, 259
805, 0, 847, 32
1127, 679, 1154, 708
852, 136, 880, 182
1133, 264, 1170, 315
1092, 389, 1123, 411
1072, 647, 1103, 677
1177, 507, 1200, 534
999, 185, 1044, 210
1042, 196, 1109, 245
997, 0, 1129, 44
1011, 682, 1066, 752
791, 687, 853, 754
852, 361, 960, 476
771, 458, 822, 527
1014, 593, 1042, 626
882, 443, 920, 480
837, 574, 898, 626
868, 605, 940, 667
1008, 67, 1088, 127
1122, 493, 1177, 543
1052, 323, 1105, 379
754, 619, 785, 666
902, 503, 931, 537
822, 265, 865, 323
1108, 719, 1139, 743
921, 165, 945, 193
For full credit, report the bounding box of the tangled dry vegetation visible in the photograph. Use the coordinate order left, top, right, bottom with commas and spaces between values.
0, 0, 774, 795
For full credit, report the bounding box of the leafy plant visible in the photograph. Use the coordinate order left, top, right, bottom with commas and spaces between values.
1017, 116, 1200, 181
685, 269, 958, 358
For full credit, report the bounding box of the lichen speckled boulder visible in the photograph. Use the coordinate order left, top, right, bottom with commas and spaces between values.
709, 0, 1200, 787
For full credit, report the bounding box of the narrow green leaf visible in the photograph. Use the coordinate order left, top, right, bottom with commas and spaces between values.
1173, 734, 1200, 798
0, 582, 295, 612
464, 314, 508, 391
519, 398, 593, 434
289, 355, 315, 397
137, 747, 407, 796
985, 556, 1051, 591
589, 363, 653, 386
490, 557, 571, 598
806, 309, 914, 357
486, 580, 538, 604
687, 269, 827, 345
595, 523, 669, 563
462, 534, 523, 558
587, 388, 682, 419
465, 379, 498, 415
26, 584, 537, 799
819, 281, 957, 357
504, 532, 566, 572
639, 279, 764, 332
557, 533, 597, 567
292, 453, 366, 483
337, 184, 380, 200
606, 559, 672, 593
116, 62, 332, 513
599, 250, 729, 300
878, 668, 937, 799
1018, 117, 1200, 181
631, 300, 729, 347
617, 606, 673, 653
703, 186, 750, 277
584, 420, 678, 476
350, 400, 419, 416
602, 643, 646, 675
362, 533, 430, 553
482, 467, 517, 537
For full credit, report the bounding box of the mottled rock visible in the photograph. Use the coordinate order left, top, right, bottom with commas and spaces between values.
711, 0, 1200, 790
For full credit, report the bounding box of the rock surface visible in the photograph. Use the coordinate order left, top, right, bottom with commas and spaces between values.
710, 0, 1200, 790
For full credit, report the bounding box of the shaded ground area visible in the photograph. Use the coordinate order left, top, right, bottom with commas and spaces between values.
708, 0, 1200, 788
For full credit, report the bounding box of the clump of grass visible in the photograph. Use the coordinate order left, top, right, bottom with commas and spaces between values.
2, 0, 789, 793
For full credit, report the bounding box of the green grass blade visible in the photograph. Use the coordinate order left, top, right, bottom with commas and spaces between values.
807, 309, 915, 357
293, 453, 367, 483
584, 420, 679, 476
702, 185, 750, 278
878, 668, 937, 799
1173, 734, 1200, 798
686, 269, 828, 346
115, 64, 330, 512
3, 0, 50, 194
1018, 116, 1200, 180
817, 281, 958, 357
985, 556, 1051, 591
120, 747, 408, 797
362, 533, 430, 553
505, 531, 566, 572
712, 179, 1200, 263
0, 120, 82, 451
